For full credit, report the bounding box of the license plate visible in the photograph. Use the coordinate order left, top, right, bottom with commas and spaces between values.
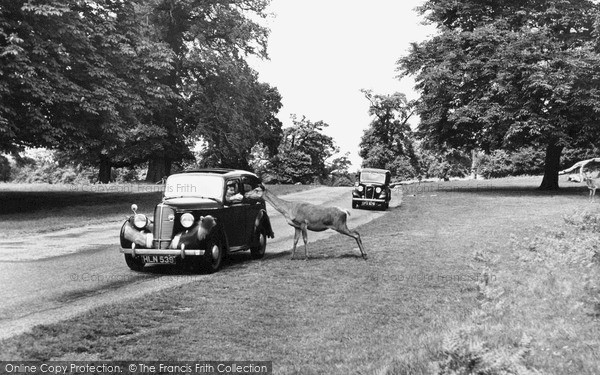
363, 201, 376, 206
142, 255, 176, 264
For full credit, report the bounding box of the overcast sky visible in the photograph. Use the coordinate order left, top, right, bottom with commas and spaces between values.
249, 0, 435, 171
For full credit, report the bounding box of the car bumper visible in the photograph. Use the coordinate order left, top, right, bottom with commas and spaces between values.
120, 247, 206, 258
352, 198, 387, 203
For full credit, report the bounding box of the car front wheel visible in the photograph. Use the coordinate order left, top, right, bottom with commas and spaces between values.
251, 231, 267, 259
124, 254, 145, 271
200, 241, 223, 274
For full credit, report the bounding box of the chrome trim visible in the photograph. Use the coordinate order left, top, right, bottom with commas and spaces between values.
353, 198, 387, 202
120, 248, 205, 256
229, 245, 249, 252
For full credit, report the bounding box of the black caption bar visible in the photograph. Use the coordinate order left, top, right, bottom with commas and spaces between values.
0, 361, 272, 375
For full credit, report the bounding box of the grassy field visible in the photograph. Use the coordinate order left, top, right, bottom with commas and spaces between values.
1, 177, 600, 374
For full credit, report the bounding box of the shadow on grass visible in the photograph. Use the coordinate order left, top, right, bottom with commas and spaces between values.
126, 246, 363, 278
0, 191, 163, 215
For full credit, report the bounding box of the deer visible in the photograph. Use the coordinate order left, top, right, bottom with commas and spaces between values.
583, 172, 600, 202
250, 186, 367, 260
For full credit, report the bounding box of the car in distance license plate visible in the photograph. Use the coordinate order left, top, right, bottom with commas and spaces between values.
142, 255, 176, 264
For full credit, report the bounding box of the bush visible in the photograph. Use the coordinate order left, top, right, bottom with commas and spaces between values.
477, 147, 545, 178
10, 149, 96, 184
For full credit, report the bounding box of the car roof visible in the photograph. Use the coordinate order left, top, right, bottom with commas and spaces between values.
360, 168, 390, 174
174, 168, 259, 179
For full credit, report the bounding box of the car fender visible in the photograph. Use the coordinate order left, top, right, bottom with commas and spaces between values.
211, 221, 230, 253
120, 219, 132, 248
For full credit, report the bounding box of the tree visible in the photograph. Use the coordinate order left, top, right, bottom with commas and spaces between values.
0, 0, 279, 182
399, 0, 600, 189
0, 1, 175, 182
359, 90, 419, 179
140, 0, 274, 181
271, 116, 338, 184
189, 58, 283, 171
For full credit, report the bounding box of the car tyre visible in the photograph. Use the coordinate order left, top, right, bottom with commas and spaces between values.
201, 240, 223, 274
352, 200, 359, 209
125, 254, 145, 271
250, 231, 267, 259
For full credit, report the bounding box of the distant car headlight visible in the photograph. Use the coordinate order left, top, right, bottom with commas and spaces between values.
358, 186, 364, 192
133, 214, 148, 229
376, 187, 382, 193
180, 213, 195, 228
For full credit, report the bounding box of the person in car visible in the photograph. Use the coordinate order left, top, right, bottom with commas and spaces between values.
225, 182, 243, 204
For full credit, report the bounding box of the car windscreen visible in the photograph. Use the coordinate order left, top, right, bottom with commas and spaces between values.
360, 171, 387, 184
164, 174, 224, 199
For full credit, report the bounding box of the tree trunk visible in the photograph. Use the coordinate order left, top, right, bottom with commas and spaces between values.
98, 156, 112, 183
539, 143, 563, 190
470, 149, 477, 179
145, 154, 171, 183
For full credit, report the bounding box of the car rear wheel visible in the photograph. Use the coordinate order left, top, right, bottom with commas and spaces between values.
124, 254, 145, 271
250, 231, 267, 259
200, 241, 223, 274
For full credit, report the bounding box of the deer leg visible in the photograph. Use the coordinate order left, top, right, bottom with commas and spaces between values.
301, 222, 309, 260
292, 227, 301, 260
354, 231, 367, 260
336, 226, 367, 260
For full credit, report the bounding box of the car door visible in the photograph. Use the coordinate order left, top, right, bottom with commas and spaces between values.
222, 179, 247, 250
241, 175, 263, 243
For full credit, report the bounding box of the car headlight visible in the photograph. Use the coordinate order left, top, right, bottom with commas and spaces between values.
376, 187, 382, 193
358, 186, 364, 192
180, 213, 195, 228
133, 214, 148, 229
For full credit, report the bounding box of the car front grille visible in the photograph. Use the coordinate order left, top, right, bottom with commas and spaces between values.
365, 185, 374, 199
153, 203, 175, 249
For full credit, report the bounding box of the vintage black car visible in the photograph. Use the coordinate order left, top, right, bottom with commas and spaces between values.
120, 169, 274, 273
352, 168, 392, 210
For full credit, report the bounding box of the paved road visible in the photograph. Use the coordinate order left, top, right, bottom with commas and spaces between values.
0, 187, 401, 339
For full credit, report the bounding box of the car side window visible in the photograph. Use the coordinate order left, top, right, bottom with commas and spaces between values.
240, 176, 258, 192
241, 176, 262, 202
225, 179, 243, 204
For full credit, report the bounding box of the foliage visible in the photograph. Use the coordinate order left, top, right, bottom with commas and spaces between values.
191, 67, 283, 171
9, 149, 96, 184
117, 0, 278, 181
476, 147, 545, 178
6, 148, 144, 184
474, 146, 599, 179
418, 147, 471, 179
270, 116, 338, 184
359, 90, 419, 179
0, 2, 174, 173
0, 1, 280, 182
399, 0, 600, 189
